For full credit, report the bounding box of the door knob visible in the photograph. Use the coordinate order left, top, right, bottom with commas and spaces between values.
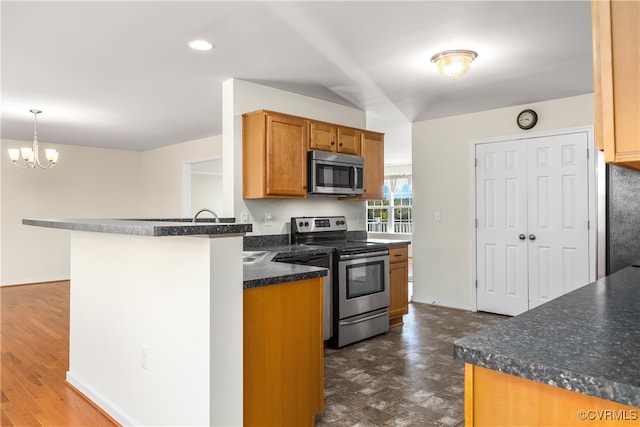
519, 234, 526, 240
529, 234, 536, 241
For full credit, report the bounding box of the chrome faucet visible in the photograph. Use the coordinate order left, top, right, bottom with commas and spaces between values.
193, 208, 220, 223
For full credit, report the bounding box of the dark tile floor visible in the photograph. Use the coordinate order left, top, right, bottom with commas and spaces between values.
316, 302, 507, 426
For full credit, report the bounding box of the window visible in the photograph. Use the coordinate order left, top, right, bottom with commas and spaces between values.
366, 175, 413, 234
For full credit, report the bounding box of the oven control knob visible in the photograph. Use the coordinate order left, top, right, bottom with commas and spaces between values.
298, 221, 304, 228
304, 221, 309, 227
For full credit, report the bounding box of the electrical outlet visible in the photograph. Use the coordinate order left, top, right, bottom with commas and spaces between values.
434, 210, 441, 221
141, 344, 150, 370
240, 212, 249, 223
264, 213, 273, 227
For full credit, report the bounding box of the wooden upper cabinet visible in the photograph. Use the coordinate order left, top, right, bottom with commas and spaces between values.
336, 126, 361, 155
309, 120, 361, 156
356, 130, 385, 200
308, 120, 335, 152
242, 110, 308, 199
592, 0, 640, 170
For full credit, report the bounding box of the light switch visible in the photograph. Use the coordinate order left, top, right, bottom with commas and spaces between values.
264, 213, 273, 226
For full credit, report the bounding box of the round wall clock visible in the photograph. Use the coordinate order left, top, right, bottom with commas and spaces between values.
517, 109, 538, 130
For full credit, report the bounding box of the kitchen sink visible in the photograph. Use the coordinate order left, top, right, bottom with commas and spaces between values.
242, 251, 269, 264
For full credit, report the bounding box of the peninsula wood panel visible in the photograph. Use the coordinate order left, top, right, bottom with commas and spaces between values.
465, 364, 640, 426
244, 278, 324, 426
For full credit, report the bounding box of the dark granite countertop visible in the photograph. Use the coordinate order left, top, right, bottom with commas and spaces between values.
454, 266, 640, 408
357, 238, 411, 248
23, 218, 252, 237
242, 244, 332, 289
241, 235, 409, 288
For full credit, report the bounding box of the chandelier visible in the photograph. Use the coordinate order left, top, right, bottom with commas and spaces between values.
8, 109, 59, 169
431, 50, 478, 79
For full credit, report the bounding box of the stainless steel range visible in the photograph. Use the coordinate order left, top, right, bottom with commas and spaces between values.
291, 216, 390, 347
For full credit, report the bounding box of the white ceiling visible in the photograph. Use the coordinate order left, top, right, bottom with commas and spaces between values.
1, 1, 593, 165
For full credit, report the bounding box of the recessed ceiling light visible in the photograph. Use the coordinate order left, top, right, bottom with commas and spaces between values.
188, 40, 214, 51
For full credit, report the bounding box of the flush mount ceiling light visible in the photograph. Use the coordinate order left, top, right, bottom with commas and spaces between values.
8, 109, 59, 169
430, 49, 478, 79
188, 39, 214, 51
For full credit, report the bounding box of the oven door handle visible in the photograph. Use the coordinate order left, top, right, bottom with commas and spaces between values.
339, 309, 388, 326
339, 250, 388, 261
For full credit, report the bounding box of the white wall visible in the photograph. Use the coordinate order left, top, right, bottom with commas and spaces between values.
0, 139, 143, 285
1, 135, 222, 286
140, 135, 222, 218
366, 113, 412, 166
191, 174, 223, 218
223, 79, 368, 235
411, 94, 595, 309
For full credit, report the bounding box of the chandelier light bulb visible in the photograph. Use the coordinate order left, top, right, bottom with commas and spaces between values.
7, 109, 59, 169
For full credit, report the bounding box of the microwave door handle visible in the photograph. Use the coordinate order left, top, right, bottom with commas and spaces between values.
352, 166, 358, 190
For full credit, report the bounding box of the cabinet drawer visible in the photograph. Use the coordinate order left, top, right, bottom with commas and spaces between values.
389, 246, 408, 264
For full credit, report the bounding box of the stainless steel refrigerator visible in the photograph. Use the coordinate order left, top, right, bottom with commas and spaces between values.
607, 164, 640, 274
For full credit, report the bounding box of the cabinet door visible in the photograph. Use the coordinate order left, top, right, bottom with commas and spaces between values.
359, 131, 385, 200
389, 246, 409, 327
592, 0, 640, 170
336, 126, 361, 155
244, 278, 324, 426
265, 113, 308, 197
309, 120, 336, 152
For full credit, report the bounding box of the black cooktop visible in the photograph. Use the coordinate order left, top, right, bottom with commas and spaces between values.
307, 240, 388, 255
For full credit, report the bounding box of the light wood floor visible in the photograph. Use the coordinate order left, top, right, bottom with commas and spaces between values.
1, 281, 117, 427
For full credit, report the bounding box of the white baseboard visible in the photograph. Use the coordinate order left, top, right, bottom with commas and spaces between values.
410, 295, 473, 311
66, 371, 138, 427
0, 276, 69, 287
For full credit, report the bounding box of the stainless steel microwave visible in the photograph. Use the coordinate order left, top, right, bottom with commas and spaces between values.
308, 150, 364, 196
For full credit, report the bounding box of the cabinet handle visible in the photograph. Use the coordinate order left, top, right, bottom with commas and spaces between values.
339, 142, 343, 146
394, 254, 403, 257
331, 141, 335, 145
519, 234, 526, 240
529, 234, 536, 241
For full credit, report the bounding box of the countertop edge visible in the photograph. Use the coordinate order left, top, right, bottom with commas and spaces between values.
23, 218, 252, 236
453, 343, 640, 408
243, 268, 327, 289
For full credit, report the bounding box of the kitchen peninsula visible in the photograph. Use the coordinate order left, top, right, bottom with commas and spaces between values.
23, 218, 253, 426
454, 266, 640, 426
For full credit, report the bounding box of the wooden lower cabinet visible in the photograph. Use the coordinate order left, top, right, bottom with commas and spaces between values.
465, 364, 640, 426
389, 245, 409, 328
244, 278, 324, 426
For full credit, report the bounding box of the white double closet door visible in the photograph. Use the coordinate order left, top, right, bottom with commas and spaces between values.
476, 132, 590, 316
